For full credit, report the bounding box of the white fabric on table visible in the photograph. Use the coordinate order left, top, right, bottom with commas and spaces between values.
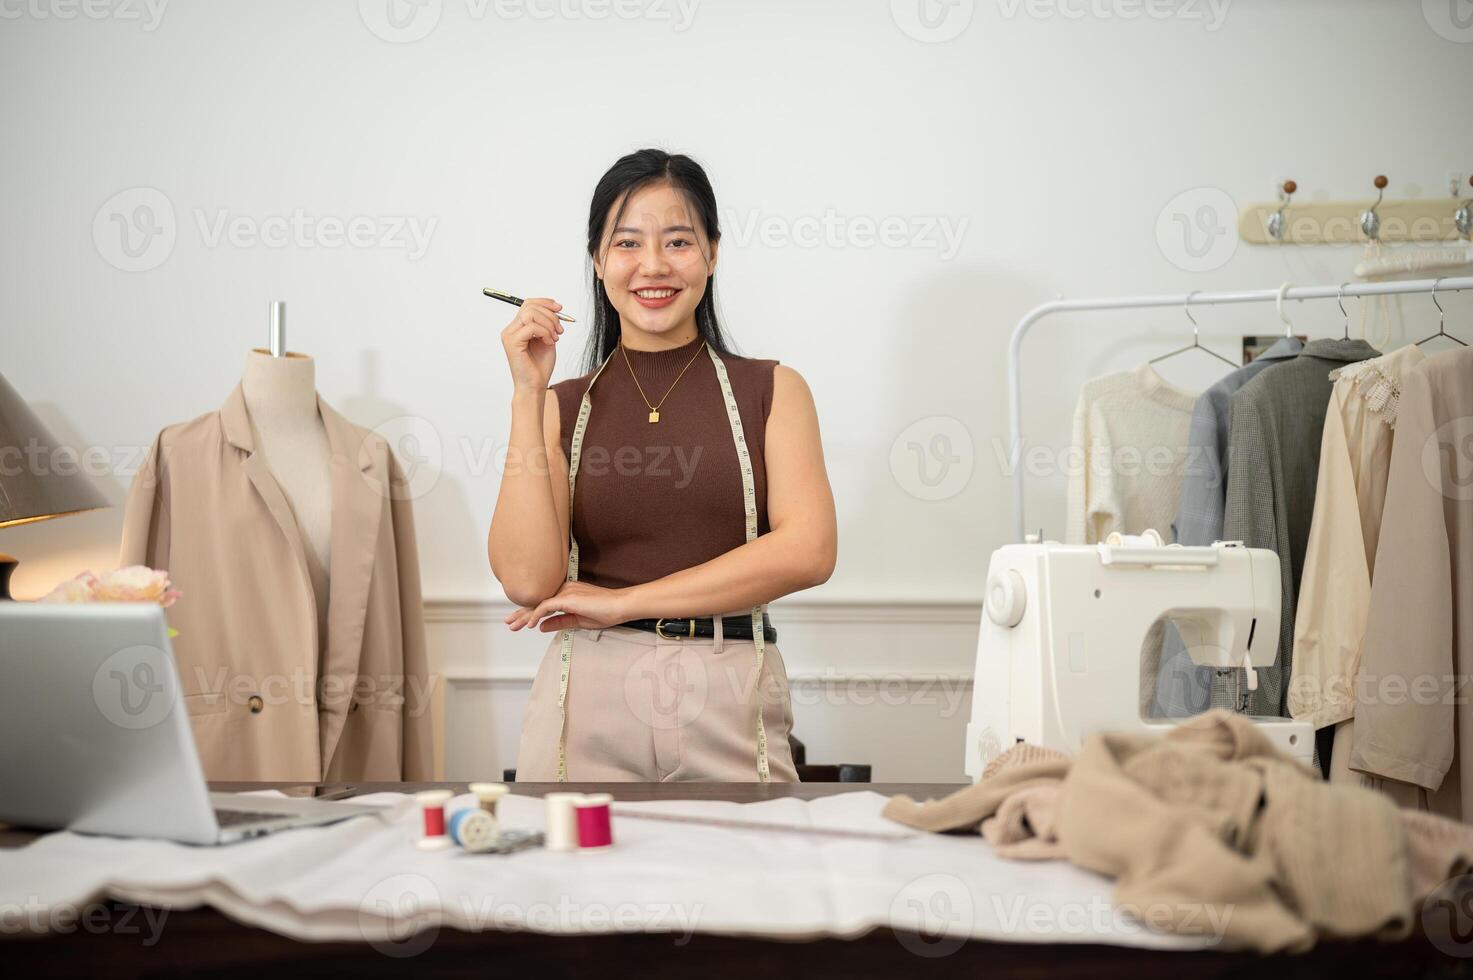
0, 791, 1212, 951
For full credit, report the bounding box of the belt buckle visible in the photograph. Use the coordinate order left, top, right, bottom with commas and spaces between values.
654, 618, 695, 639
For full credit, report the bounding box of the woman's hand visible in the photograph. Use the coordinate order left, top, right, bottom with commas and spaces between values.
504, 580, 633, 632
500, 297, 565, 392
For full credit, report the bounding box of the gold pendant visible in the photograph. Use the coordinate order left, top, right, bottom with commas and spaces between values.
648, 410, 660, 423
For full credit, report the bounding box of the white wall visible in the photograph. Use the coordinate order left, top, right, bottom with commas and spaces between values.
3, 0, 1472, 778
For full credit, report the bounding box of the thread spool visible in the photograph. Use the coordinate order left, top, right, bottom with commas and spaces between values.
468, 782, 508, 822
447, 808, 499, 852
544, 792, 582, 851
574, 793, 614, 850
415, 790, 453, 850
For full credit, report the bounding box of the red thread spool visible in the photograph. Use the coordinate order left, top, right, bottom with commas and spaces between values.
574, 793, 614, 849
415, 790, 453, 850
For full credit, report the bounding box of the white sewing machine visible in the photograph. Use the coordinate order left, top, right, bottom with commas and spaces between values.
964, 532, 1315, 779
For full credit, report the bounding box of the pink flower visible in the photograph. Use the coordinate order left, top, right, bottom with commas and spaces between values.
93, 566, 181, 607
37, 566, 181, 608
37, 572, 99, 604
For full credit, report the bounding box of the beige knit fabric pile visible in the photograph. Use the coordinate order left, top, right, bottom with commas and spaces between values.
883, 710, 1473, 953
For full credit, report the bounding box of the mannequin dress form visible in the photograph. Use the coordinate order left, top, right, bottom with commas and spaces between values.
120, 341, 435, 780
240, 348, 332, 669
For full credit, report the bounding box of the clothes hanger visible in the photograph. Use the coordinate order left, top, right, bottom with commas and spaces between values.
1337, 282, 1352, 341
1276, 281, 1295, 338
1412, 277, 1469, 348
1148, 291, 1239, 369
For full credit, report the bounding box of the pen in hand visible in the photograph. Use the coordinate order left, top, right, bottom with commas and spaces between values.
483, 288, 577, 323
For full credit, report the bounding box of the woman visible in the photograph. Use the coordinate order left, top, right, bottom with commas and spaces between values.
488, 148, 837, 782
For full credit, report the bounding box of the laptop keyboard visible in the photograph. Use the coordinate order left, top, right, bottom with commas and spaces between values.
214, 808, 294, 828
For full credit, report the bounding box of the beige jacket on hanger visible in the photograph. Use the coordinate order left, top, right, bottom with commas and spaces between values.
120, 383, 434, 782
1288, 345, 1426, 804
1350, 348, 1473, 820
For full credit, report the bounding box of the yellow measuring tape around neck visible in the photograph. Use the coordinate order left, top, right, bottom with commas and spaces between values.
555, 342, 771, 782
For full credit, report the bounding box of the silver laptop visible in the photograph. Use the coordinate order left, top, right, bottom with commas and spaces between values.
0, 602, 382, 845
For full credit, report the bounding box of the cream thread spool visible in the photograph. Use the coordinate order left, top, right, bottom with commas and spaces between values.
543, 792, 582, 851
468, 782, 509, 829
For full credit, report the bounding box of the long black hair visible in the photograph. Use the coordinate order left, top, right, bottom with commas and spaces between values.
581, 148, 737, 373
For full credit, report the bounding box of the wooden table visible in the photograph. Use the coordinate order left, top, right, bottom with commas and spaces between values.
3, 782, 1468, 979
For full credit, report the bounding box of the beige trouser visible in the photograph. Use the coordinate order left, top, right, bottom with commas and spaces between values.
516, 613, 799, 782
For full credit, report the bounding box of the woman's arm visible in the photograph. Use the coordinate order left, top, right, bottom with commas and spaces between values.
487, 386, 571, 606
621, 365, 836, 614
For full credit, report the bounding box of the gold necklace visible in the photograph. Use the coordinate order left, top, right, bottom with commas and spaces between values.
620, 338, 706, 423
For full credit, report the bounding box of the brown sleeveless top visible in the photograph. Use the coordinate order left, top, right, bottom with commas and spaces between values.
552, 333, 777, 591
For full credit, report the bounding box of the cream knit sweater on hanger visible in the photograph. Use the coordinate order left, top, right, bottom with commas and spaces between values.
1065, 363, 1199, 545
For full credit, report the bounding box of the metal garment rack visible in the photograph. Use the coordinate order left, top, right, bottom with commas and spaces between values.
1007, 274, 1473, 541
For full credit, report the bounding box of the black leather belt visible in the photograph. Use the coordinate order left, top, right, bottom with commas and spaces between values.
616, 615, 777, 643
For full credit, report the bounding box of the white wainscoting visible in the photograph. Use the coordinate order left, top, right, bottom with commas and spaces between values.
424, 599, 981, 784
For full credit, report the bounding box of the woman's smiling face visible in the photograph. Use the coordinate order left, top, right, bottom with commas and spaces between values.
594, 181, 717, 341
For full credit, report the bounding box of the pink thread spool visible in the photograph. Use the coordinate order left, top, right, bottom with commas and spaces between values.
574, 793, 614, 850
415, 790, 453, 850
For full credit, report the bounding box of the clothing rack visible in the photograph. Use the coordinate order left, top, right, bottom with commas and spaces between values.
1007, 275, 1473, 540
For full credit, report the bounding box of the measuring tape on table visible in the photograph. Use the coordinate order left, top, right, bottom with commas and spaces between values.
555, 342, 771, 783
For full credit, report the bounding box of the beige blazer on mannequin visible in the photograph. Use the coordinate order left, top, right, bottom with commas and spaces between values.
120, 383, 434, 782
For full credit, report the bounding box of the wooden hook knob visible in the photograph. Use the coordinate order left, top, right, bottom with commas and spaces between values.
1282, 180, 1297, 194
1373, 175, 1388, 189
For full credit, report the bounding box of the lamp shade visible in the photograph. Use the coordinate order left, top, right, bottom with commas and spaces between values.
0, 371, 110, 529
